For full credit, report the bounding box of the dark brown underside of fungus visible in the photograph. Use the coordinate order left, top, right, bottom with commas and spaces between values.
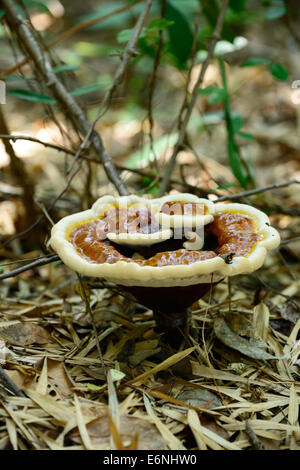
68, 208, 261, 267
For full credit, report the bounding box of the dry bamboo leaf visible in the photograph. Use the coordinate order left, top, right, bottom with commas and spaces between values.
284, 318, 300, 357
107, 369, 120, 450
129, 347, 161, 366
24, 389, 74, 423
191, 363, 263, 385
35, 428, 74, 450
36, 358, 48, 395
0, 435, 9, 450
214, 316, 276, 360
143, 394, 185, 450
74, 394, 93, 450
288, 384, 299, 430
126, 346, 197, 386
2, 402, 38, 447
6, 418, 17, 450
0, 323, 53, 346
253, 303, 270, 342
187, 409, 207, 450
223, 419, 300, 433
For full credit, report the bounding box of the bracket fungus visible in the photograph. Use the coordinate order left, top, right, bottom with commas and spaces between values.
50, 193, 280, 340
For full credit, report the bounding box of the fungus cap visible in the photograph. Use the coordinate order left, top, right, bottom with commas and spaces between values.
50, 194, 280, 287
156, 193, 215, 228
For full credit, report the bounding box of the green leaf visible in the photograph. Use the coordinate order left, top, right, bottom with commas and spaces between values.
229, 0, 247, 13
232, 114, 243, 133
265, 5, 286, 20
209, 88, 226, 104
4, 75, 34, 82
241, 57, 270, 67
165, 1, 194, 67
22, 0, 50, 13
7, 89, 56, 104
236, 130, 254, 140
199, 86, 219, 95
146, 18, 174, 31
117, 28, 135, 44
117, 19, 172, 45
199, 86, 226, 104
70, 82, 107, 96
218, 59, 250, 188
0, 10, 5, 20
53, 65, 80, 74
269, 62, 289, 81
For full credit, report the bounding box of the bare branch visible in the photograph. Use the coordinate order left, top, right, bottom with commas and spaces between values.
2, 0, 129, 196
0, 133, 75, 155
215, 179, 300, 202
158, 0, 230, 196
0, 0, 144, 78
0, 255, 59, 281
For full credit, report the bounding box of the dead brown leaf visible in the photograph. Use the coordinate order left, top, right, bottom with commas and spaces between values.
71, 415, 167, 450
0, 323, 53, 346
177, 387, 222, 410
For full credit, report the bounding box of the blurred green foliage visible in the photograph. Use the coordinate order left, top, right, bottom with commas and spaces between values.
1, 0, 293, 191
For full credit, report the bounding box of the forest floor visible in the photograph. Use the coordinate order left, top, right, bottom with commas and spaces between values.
0, 10, 300, 450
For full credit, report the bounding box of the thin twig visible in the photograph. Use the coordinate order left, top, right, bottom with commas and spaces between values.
0, 255, 59, 281
0, 365, 26, 397
216, 179, 300, 202
77, 274, 107, 376
0, 133, 217, 197
66, 0, 154, 176
280, 236, 300, 246
245, 420, 264, 450
147, 0, 166, 170
0, 134, 75, 155
158, 0, 230, 196
2, 155, 84, 249
0, 0, 144, 78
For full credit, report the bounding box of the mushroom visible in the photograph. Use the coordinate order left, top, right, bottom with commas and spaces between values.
50, 194, 280, 343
